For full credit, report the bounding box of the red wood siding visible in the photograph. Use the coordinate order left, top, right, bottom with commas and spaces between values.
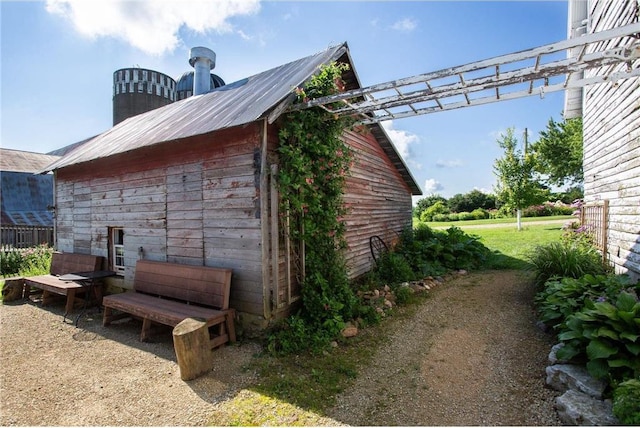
55, 124, 266, 316
342, 128, 413, 278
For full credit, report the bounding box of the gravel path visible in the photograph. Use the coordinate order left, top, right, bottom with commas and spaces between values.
0, 269, 560, 426
326, 269, 561, 425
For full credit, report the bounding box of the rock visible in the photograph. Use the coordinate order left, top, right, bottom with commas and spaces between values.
536, 320, 550, 333
548, 343, 568, 365
383, 285, 391, 292
330, 341, 338, 348
383, 299, 393, 308
458, 269, 468, 275
555, 390, 618, 426
373, 289, 380, 298
545, 364, 607, 399
341, 325, 358, 338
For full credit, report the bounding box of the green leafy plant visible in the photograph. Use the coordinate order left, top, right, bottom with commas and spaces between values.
1, 245, 53, 277
527, 240, 609, 288
269, 62, 357, 354
613, 378, 640, 425
556, 289, 640, 382
372, 251, 414, 284
535, 274, 631, 331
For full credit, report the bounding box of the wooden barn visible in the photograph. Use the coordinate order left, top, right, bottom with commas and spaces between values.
1, 149, 59, 248
565, 0, 640, 282
42, 43, 421, 330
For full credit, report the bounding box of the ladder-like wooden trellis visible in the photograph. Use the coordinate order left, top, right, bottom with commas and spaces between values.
291, 23, 640, 124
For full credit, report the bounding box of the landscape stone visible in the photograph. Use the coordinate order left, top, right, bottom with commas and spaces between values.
548, 343, 569, 365
555, 390, 618, 426
545, 364, 607, 399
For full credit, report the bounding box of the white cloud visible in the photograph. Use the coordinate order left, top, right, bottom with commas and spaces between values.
45, 0, 261, 56
423, 178, 444, 194
381, 120, 421, 169
391, 18, 417, 32
435, 159, 463, 168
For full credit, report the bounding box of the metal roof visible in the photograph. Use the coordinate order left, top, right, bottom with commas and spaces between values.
44, 44, 350, 172
0, 171, 54, 227
42, 42, 421, 195
0, 149, 60, 173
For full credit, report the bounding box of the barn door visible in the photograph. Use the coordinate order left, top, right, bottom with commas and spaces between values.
269, 165, 303, 313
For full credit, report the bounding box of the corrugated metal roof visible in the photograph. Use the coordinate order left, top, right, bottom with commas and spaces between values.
0, 149, 60, 173
42, 42, 421, 195
0, 171, 54, 227
44, 44, 350, 172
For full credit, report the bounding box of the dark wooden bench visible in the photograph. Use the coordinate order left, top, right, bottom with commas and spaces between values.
24, 252, 104, 314
102, 260, 235, 349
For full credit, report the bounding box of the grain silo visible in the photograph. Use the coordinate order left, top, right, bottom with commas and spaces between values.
112, 68, 176, 126
112, 48, 225, 125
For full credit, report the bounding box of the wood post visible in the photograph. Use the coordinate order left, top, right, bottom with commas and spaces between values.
1, 278, 26, 302
172, 317, 212, 381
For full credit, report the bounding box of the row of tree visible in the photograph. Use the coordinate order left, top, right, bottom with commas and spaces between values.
414, 117, 584, 228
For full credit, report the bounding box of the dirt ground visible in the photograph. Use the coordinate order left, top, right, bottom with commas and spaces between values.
0, 269, 560, 426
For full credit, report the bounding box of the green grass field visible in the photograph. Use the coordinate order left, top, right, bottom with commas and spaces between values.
420, 214, 573, 228
467, 223, 566, 269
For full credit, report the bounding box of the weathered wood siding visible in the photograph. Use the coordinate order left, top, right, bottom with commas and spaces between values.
583, 0, 640, 280
54, 124, 267, 315
342, 128, 413, 278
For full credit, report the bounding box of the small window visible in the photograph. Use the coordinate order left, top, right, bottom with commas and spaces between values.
110, 228, 125, 275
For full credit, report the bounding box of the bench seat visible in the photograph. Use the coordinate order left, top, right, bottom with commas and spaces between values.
25, 253, 104, 314
102, 292, 235, 348
102, 260, 235, 349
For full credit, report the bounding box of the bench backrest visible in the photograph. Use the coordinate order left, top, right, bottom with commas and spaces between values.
133, 260, 232, 310
50, 252, 103, 276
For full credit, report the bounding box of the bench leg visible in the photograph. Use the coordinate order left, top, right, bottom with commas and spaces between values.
41, 290, 52, 306
140, 318, 152, 342
64, 290, 76, 314
103, 306, 113, 326
226, 310, 236, 343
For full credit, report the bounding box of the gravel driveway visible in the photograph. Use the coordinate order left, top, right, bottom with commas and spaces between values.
0, 269, 560, 426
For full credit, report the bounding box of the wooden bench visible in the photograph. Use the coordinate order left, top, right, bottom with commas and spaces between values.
102, 260, 235, 349
25, 252, 104, 314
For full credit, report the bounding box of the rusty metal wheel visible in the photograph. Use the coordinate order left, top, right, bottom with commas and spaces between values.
369, 235, 389, 264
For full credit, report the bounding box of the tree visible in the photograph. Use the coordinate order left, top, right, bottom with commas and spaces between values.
414, 194, 447, 219
447, 189, 496, 213
493, 128, 547, 230
531, 117, 583, 187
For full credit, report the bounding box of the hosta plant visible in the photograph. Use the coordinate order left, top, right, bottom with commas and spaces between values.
535, 274, 631, 331
556, 290, 640, 382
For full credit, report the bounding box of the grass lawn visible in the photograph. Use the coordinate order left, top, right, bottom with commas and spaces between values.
420, 215, 573, 229
467, 223, 566, 269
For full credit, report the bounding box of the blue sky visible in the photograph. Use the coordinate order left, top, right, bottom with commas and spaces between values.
1, 1, 569, 202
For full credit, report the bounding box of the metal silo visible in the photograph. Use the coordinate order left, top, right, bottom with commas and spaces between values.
112, 68, 177, 125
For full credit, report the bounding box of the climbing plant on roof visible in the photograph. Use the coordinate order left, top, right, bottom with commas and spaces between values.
274, 62, 357, 351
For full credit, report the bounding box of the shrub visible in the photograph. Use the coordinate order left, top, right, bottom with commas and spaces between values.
372, 251, 414, 285
431, 214, 449, 222
527, 240, 609, 288
0, 245, 53, 277
523, 204, 554, 217
1, 249, 23, 276
535, 274, 632, 331
419, 200, 450, 222
447, 213, 459, 222
613, 379, 640, 425
556, 289, 640, 383
457, 211, 475, 221
471, 208, 490, 220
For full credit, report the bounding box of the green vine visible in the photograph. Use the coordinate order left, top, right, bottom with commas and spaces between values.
273, 62, 357, 352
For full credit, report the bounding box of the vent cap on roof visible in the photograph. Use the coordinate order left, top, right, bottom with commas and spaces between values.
189, 46, 217, 96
